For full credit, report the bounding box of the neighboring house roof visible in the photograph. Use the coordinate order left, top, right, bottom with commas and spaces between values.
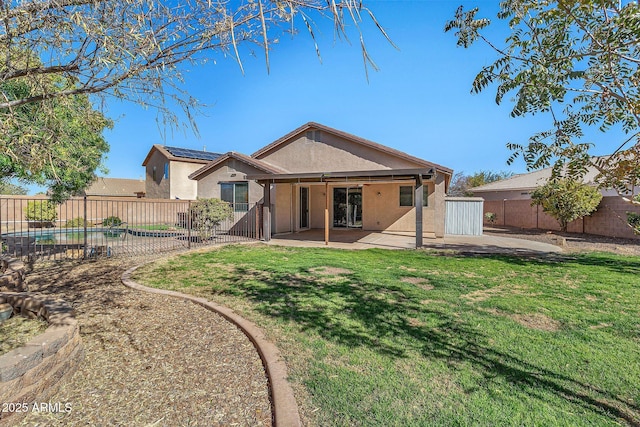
82, 178, 145, 197
189, 152, 288, 180
471, 166, 601, 193
142, 144, 222, 166
252, 122, 453, 176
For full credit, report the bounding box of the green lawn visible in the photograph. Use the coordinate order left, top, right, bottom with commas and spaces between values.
134, 244, 640, 426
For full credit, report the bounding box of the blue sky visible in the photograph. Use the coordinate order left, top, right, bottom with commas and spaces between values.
44, 1, 624, 191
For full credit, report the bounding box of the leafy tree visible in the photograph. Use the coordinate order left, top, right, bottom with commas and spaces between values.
449, 170, 514, 196
0, 66, 111, 202
0, 0, 390, 127
531, 179, 603, 232
0, 179, 27, 195
445, 1, 640, 202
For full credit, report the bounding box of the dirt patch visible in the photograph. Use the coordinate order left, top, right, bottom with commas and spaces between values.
309, 266, 353, 276
462, 284, 531, 303
407, 317, 426, 327
511, 313, 561, 332
401, 277, 434, 290
19, 256, 271, 426
483, 308, 561, 332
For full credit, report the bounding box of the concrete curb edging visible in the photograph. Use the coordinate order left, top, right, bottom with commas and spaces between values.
121, 264, 301, 427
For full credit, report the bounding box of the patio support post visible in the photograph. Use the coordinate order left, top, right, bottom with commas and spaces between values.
415, 175, 423, 248
262, 181, 271, 241
324, 181, 329, 245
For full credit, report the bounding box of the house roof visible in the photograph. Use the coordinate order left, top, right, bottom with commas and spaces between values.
471, 166, 601, 193
251, 122, 453, 176
142, 144, 222, 166
83, 177, 145, 197
189, 152, 288, 181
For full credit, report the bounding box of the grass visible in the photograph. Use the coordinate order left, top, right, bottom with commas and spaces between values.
135, 244, 640, 426
0, 315, 48, 355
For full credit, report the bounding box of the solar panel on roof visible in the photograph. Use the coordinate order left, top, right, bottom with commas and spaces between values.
164, 146, 221, 161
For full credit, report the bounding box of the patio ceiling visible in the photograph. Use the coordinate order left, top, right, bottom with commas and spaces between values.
246, 167, 436, 184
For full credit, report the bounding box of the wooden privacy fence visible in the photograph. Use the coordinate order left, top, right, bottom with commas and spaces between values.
483, 196, 640, 239
0, 196, 261, 262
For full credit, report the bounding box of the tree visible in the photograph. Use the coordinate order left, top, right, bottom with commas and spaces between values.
1, 61, 111, 202
531, 179, 603, 232
0, 179, 27, 195
0, 0, 390, 128
1, 1, 389, 201
445, 1, 640, 203
449, 170, 514, 196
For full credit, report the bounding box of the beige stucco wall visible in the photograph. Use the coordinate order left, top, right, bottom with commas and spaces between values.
257, 131, 425, 173
145, 151, 171, 199
169, 162, 203, 200
195, 159, 264, 203
145, 151, 205, 200
274, 184, 293, 233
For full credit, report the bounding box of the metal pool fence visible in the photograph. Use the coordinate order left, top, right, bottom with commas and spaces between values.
0, 196, 261, 262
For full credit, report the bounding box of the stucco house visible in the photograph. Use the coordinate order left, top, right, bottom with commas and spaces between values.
469, 165, 614, 201
188, 122, 453, 244
142, 145, 221, 199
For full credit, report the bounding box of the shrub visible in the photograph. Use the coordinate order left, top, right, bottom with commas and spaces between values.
64, 217, 88, 228
24, 200, 58, 222
484, 212, 497, 225
627, 212, 640, 235
531, 179, 602, 232
190, 198, 234, 239
102, 216, 123, 226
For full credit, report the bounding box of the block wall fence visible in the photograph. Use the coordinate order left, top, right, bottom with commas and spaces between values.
483, 196, 640, 239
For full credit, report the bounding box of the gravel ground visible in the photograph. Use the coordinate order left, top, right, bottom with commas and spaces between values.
18, 257, 272, 427
484, 226, 640, 255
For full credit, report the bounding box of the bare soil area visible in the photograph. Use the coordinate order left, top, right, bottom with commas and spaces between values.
484, 226, 640, 255
18, 257, 271, 427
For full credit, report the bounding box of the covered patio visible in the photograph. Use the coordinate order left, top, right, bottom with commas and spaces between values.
249, 168, 440, 249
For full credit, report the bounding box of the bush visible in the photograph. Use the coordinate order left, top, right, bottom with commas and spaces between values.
64, 217, 88, 228
484, 212, 497, 225
24, 200, 58, 222
190, 198, 234, 239
102, 216, 123, 226
531, 179, 602, 232
627, 212, 640, 235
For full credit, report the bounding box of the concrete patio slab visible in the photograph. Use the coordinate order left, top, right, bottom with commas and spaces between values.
268, 229, 562, 254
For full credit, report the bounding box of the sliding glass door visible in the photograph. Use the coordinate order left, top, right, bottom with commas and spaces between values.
333, 187, 362, 228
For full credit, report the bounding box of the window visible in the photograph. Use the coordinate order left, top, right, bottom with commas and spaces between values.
220, 182, 249, 211
400, 186, 413, 207
400, 185, 429, 207
164, 163, 169, 179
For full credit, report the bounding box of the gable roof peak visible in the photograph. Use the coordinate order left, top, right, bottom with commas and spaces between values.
251, 122, 453, 175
